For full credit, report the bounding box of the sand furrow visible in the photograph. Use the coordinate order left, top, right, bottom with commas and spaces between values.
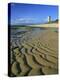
28, 68, 44, 76
11, 61, 21, 75
13, 47, 31, 76
27, 48, 56, 68
24, 53, 41, 69
21, 42, 57, 68
10, 27, 58, 76
26, 42, 57, 59
32, 49, 57, 65
42, 67, 58, 75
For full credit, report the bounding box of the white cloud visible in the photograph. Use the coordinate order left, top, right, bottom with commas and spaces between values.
17, 18, 34, 21
14, 18, 34, 24
18, 18, 25, 21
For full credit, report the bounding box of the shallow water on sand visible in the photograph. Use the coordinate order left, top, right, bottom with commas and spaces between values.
11, 27, 45, 39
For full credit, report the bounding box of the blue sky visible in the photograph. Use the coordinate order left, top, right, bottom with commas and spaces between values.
9, 3, 58, 25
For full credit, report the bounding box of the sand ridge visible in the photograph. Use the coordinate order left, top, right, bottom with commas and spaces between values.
10, 27, 58, 76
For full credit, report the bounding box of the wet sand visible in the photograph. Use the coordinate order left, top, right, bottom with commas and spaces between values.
10, 27, 58, 77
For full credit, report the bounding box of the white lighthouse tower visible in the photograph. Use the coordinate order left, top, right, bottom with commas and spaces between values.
48, 16, 51, 23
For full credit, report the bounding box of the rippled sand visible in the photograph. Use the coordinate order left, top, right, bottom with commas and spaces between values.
9, 27, 58, 77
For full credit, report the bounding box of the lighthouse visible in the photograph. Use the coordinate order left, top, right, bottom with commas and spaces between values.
48, 16, 51, 23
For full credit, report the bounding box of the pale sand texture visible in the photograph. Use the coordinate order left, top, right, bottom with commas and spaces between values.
10, 27, 58, 76
29, 23, 58, 27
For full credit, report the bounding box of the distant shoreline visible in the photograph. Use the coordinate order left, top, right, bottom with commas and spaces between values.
28, 22, 58, 28
9, 22, 58, 28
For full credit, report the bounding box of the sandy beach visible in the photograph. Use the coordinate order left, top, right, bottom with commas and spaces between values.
29, 23, 58, 27
10, 26, 58, 76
